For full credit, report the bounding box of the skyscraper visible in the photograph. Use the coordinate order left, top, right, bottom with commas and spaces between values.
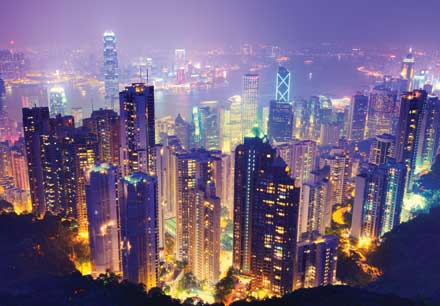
103, 31, 119, 111
174, 113, 191, 149
233, 129, 275, 272
251, 157, 299, 295
86, 163, 121, 276
0, 78, 7, 141
347, 93, 368, 142
83, 108, 120, 165
119, 83, 156, 176
241, 74, 259, 137
369, 134, 395, 166
366, 86, 396, 138
268, 100, 293, 143
295, 234, 338, 289
120, 172, 158, 290
49, 87, 67, 117
400, 49, 415, 92
351, 160, 406, 240
222, 95, 242, 152
174, 149, 221, 282
275, 66, 291, 103
289, 140, 317, 188
192, 100, 221, 150
395, 90, 427, 192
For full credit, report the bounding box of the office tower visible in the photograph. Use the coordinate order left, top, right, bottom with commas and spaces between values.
233, 129, 275, 272
120, 172, 158, 290
366, 86, 396, 138
319, 149, 350, 224
395, 90, 427, 192
222, 95, 242, 152
119, 83, 156, 176
268, 100, 293, 143
298, 169, 329, 238
261, 105, 269, 135
351, 160, 406, 240
71, 107, 84, 127
191, 182, 221, 284
347, 93, 368, 142
174, 149, 221, 282
22, 107, 52, 216
369, 134, 395, 166
401, 49, 415, 92
251, 157, 299, 295
320, 122, 340, 147
192, 101, 220, 150
289, 140, 317, 188
83, 108, 120, 165
103, 31, 119, 111
275, 66, 291, 103
241, 74, 259, 137
49, 87, 67, 117
85, 163, 121, 276
416, 96, 440, 172
174, 113, 191, 149
71, 129, 98, 236
295, 234, 338, 289
11, 145, 29, 191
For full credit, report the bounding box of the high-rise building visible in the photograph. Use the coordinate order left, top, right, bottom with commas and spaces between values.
10, 145, 29, 191
174, 149, 221, 282
49, 87, 67, 117
395, 90, 427, 192
192, 101, 220, 150
319, 148, 351, 225
174, 113, 191, 149
298, 169, 329, 238
295, 234, 338, 289
319, 122, 340, 147
275, 66, 291, 103
347, 93, 368, 142
400, 49, 415, 92
86, 163, 121, 276
103, 31, 119, 111
120, 172, 158, 290
222, 95, 242, 152
268, 100, 293, 143
251, 157, 299, 295
0, 78, 7, 141
233, 129, 275, 272
416, 96, 440, 172
22, 107, 54, 216
83, 108, 120, 165
366, 86, 396, 138
289, 140, 317, 188
71, 107, 84, 127
369, 134, 395, 166
241, 74, 259, 137
351, 160, 406, 240
119, 83, 156, 176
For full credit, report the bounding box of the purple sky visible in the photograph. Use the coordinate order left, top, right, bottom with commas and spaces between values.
1, 0, 439, 51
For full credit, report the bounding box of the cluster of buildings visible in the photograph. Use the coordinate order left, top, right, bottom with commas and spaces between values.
0, 35, 439, 299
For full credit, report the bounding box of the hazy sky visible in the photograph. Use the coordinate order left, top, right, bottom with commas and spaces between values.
1, 0, 439, 51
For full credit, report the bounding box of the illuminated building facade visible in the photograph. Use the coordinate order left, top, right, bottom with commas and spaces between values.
268, 100, 293, 143
400, 49, 415, 92
174, 149, 221, 282
251, 157, 299, 295
295, 234, 338, 289
120, 172, 158, 290
222, 95, 242, 152
86, 163, 121, 276
366, 86, 396, 138
11, 145, 29, 191
275, 66, 291, 103
416, 96, 440, 172
369, 134, 395, 166
174, 113, 191, 149
0, 78, 7, 141
83, 108, 120, 165
119, 83, 156, 176
289, 140, 317, 188
395, 90, 427, 192
103, 31, 119, 111
351, 160, 406, 240
233, 130, 275, 273
298, 169, 329, 238
241, 74, 259, 137
347, 93, 368, 142
49, 87, 67, 117
192, 100, 220, 150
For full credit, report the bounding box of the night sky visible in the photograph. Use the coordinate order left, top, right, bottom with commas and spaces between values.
1, 0, 440, 51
